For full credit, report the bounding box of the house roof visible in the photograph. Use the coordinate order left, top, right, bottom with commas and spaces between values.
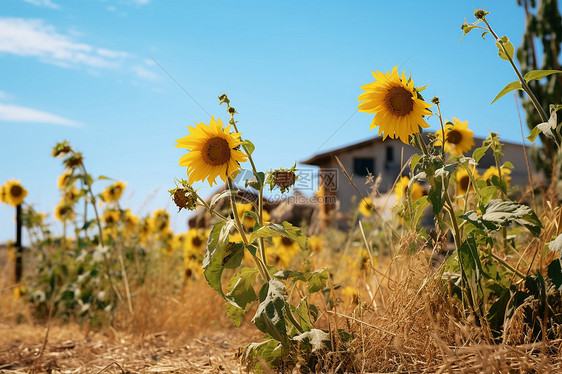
301, 133, 527, 166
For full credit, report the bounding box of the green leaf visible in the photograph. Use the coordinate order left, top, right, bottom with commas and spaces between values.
252, 279, 289, 346
523, 69, 562, 83
472, 143, 491, 162
202, 220, 235, 299
223, 242, 244, 269
225, 267, 259, 327
249, 221, 307, 250
295, 298, 315, 331
407, 196, 430, 229
245, 172, 265, 191
491, 81, 523, 105
410, 153, 422, 172
527, 126, 541, 143
461, 199, 542, 237
241, 139, 256, 155
210, 189, 238, 210
415, 84, 428, 92
97, 175, 112, 180
503, 161, 514, 169
547, 259, 562, 291
496, 35, 514, 61
293, 329, 331, 353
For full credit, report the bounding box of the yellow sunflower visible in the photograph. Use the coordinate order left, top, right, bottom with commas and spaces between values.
309, 235, 322, 253
434, 117, 475, 156
483, 166, 512, 187
395, 176, 424, 201
101, 209, 120, 226
456, 167, 479, 195
175, 116, 248, 186
342, 286, 359, 308
1, 180, 28, 207
268, 236, 299, 268
183, 228, 207, 265
359, 197, 374, 217
54, 200, 75, 222
57, 170, 73, 190
151, 209, 170, 232
358, 66, 432, 143
101, 181, 126, 203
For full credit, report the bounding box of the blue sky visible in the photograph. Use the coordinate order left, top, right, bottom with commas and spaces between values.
0, 0, 547, 242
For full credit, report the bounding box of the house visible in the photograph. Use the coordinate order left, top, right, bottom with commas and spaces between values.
301, 134, 537, 229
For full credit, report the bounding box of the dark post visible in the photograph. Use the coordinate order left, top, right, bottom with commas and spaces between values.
15, 204, 23, 283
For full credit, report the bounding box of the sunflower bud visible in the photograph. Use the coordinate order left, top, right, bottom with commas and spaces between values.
474, 9, 488, 20
266, 164, 298, 194
64, 152, 83, 169
52, 141, 73, 158
169, 179, 198, 212
431, 97, 440, 105
218, 93, 230, 106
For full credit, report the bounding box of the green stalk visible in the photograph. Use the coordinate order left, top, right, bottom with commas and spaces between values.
482, 19, 548, 123
227, 178, 270, 282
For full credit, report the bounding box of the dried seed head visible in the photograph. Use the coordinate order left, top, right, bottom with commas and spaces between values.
474, 9, 487, 20
52, 141, 73, 158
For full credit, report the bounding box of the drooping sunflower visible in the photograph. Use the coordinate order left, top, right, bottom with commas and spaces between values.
435, 118, 475, 156
1, 180, 28, 207
456, 167, 479, 195
483, 166, 512, 187
358, 66, 432, 143
395, 176, 424, 201
175, 116, 248, 186
57, 170, 74, 190
101, 181, 126, 203
54, 200, 75, 222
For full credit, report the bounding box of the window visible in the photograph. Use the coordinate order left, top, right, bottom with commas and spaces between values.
386, 146, 394, 163
353, 158, 374, 176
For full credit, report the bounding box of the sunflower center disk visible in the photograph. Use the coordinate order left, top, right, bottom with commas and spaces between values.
281, 237, 293, 247
10, 185, 23, 197
203, 137, 231, 166
192, 236, 203, 247
447, 130, 462, 145
460, 175, 470, 191
386, 86, 414, 116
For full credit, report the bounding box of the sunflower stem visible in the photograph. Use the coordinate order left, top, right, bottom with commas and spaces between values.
227, 178, 271, 282
481, 18, 548, 123
436, 103, 447, 159
221, 96, 269, 267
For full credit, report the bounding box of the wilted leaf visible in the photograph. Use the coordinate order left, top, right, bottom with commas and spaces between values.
293, 329, 331, 353
548, 234, 562, 256
252, 279, 289, 346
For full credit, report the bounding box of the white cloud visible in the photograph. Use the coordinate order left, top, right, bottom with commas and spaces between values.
0, 103, 81, 127
130, 0, 150, 4
0, 17, 131, 69
131, 65, 158, 81
23, 0, 59, 9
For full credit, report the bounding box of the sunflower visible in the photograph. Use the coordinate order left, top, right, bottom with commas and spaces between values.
183, 228, 207, 264
395, 176, 424, 201
1, 180, 28, 207
456, 167, 479, 195
101, 209, 120, 226
435, 118, 475, 156
309, 235, 322, 253
341, 286, 359, 308
101, 181, 126, 203
358, 66, 432, 143
175, 116, 248, 186
122, 209, 139, 234
359, 197, 375, 217
268, 236, 299, 267
237, 203, 271, 230
54, 200, 75, 222
57, 170, 74, 190
151, 209, 170, 232
483, 166, 512, 187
